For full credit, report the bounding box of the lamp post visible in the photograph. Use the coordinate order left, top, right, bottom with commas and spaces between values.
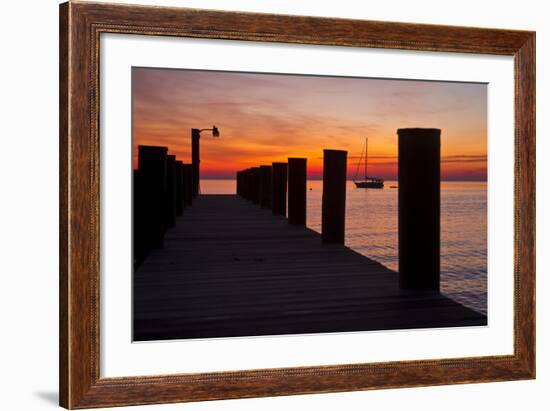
191, 126, 220, 197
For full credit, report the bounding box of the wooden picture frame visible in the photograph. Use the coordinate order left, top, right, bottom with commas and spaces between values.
59, 1, 535, 408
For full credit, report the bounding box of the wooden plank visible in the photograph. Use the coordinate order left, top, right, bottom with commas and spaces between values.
134, 194, 486, 341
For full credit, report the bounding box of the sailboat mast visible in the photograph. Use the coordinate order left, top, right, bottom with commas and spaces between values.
364, 137, 368, 179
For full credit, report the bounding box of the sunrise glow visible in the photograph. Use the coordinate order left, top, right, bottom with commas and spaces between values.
133, 68, 487, 181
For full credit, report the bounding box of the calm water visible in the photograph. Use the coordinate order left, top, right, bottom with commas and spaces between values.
201, 179, 487, 314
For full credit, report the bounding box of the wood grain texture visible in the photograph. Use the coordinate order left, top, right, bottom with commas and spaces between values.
514, 33, 536, 377
59, 1, 536, 408
59, 2, 69, 407
133, 195, 485, 341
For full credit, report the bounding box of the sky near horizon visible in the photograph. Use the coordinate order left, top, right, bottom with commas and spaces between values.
132, 67, 487, 181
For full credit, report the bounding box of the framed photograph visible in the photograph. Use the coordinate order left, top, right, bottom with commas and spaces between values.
59, 1, 535, 409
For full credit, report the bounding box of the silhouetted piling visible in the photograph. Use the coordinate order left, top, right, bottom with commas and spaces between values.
239, 169, 245, 198
165, 155, 177, 229
250, 167, 260, 204
136, 145, 167, 254
288, 158, 307, 225
398, 128, 441, 291
191, 128, 200, 198
236, 171, 243, 197
272, 162, 287, 216
242, 171, 245, 197
242, 169, 251, 200
133, 169, 145, 266
245, 168, 253, 200
239, 169, 247, 199
322, 150, 347, 244
175, 161, 184, 216
182, 164, 193, 207
259, 165, 272, 208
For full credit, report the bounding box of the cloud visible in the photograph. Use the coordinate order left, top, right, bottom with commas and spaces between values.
132, 68, 487, 181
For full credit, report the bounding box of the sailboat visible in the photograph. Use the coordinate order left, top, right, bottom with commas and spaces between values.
353, 137, 384, 189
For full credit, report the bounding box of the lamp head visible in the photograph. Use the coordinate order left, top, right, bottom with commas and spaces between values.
212, 126, 220, 137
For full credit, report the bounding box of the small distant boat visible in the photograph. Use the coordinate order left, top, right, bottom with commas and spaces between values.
353, 137, 384, 189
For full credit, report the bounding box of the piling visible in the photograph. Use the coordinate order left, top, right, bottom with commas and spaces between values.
165, 155, 177, 229
191, 128, 200, 197
322, 150, 347, 244
182, 164, 193, 207
245, 168, 252, 200
271, 162, 288, 216
259, 165, 272, 208
398, 128, 441, 291
250, 167, 260, 204
288, 158, 307, 225
239, 170, 245, 198
175, 161, 184, 216
136, 145, 167, 252
236, 171, 242, 197
133, 169, 145, 266
239, 169, 247, 199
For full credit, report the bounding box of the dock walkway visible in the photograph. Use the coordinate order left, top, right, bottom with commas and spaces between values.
134, 195, 486, 341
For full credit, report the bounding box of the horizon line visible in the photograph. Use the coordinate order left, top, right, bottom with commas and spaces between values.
198, 177, 488, 182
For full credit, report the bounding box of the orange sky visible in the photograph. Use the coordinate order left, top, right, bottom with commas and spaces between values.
132, 68, 487, 181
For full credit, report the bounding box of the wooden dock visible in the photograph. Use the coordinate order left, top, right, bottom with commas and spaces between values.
133, 195, 486, 341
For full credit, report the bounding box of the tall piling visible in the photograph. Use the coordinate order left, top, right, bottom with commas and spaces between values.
191, 128, 200, 197
245, 168, 252, 200
175, 161, 184, 216
322, 150, 347, 244
165, 155, 177, 229
133, 169, 144, 267
398, 128, 441, 291
250, 167, 260, 204
240, 169, 248, 200
272, 162, 288, 216
182, 164, 193, 207
136, 145, 167, 252
288, 158, 307, 225
236, 171, 242, 197
259, 165, 272, 208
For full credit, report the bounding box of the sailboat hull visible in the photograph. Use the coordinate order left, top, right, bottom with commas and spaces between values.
354, 181, 384, 189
